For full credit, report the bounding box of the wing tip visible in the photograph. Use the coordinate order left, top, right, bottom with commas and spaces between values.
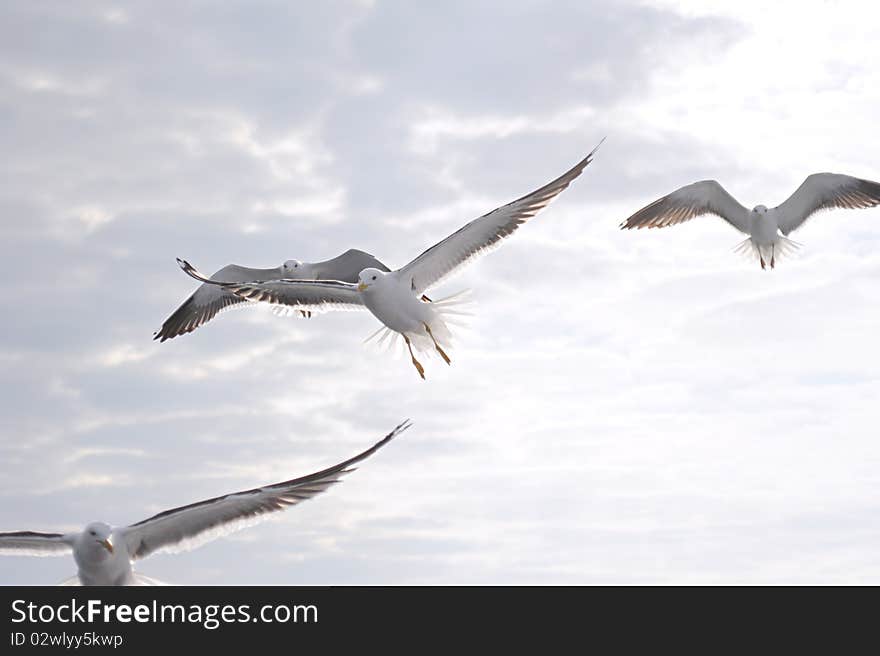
177, 258, 214, 285
574, 136, 606, 173
389, 418, 413, 439
369, 418, 412, 452
353, 418, 412, 462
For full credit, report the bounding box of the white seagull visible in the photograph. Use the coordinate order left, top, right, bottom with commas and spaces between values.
177, 143, 601, 379
0, 421, 408, 585
155, 249, 393, 341
620, 173, 880, 269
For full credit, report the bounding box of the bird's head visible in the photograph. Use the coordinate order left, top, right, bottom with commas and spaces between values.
357, 268, 385, 292
80, 522, 114, 557
752, 204, 769, 216
282, 259, 305, 276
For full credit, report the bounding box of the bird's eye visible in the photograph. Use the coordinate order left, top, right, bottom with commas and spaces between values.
294, 263, 299, 268
372, 276, 376, 280
89, 531, 95, 536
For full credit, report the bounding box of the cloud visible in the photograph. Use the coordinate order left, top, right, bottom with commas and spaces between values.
1, 1, 879, 585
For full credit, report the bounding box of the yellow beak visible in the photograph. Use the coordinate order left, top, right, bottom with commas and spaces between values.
100, 539, 114, 554
357, 282, 367, 292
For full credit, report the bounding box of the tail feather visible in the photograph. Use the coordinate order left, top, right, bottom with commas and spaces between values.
733, 237, 801, 268
364, 325, 401, 355
409, 289, 473, 356
363, 324, 386, 344
57, 572, 167, 586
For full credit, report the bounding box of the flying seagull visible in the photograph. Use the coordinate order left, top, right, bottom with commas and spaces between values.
154, 249, 391, 341
620, 173, 880, 269
0, 421, 409, 585
178, 142, 602, 379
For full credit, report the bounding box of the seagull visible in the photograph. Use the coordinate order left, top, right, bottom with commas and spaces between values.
620, 173, 880, 269
178, 142, 602, 379
154, 249, 391, 341
0, 421, 408, 585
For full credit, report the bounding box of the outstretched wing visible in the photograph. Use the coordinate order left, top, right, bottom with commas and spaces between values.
177, 259, 366, 315
620, 180, 751, 233
311, 249, 391, 281
155, 264, 284, 341
120, 421, 410, 560
0, 531, 72, 557
398, 142, 602, 295
774, 173, 880, 235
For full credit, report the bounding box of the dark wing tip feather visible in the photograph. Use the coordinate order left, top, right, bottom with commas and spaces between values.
154, 296, 197, 342
620, 196, 673, 230
503, 139, 604, 211
852, 178, 880, 206
0, 530, 65, 539
177, 258, 212, 284
548, 138, 604, 190
780, 174, 880, 235
154, 294, 245, 342
620, 179, 735, 230
402, 144, 602, 293
264, 418, 411, 492
128, 420, 410, 532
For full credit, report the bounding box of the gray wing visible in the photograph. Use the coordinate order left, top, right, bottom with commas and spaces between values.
398, 142, 602, 295
0, 530, 72, 557
774, 173, 880, 235
620, 180, 751, 233
154, 264, 283, 341
311, 249, 391, 281
177, 259, 366, 315
120, 421, 410, 560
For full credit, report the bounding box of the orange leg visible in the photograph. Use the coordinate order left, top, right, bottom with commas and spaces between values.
403, 335, 426, 380
424, 323, 451, 365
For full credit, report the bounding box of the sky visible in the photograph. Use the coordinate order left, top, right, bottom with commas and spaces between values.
2, 0, 880, 584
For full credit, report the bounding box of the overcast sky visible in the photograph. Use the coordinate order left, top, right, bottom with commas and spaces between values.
2, 0, 880, 584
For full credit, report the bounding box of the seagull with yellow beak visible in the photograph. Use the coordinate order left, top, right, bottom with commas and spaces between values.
178, 142, 602, 379
0, 422, 407, 585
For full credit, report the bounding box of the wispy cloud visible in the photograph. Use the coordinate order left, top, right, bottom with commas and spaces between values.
1, 0, 879, 584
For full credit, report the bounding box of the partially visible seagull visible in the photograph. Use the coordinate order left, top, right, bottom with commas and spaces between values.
154, 249, 391, 341
0, 421, 409, 585
620, 173, 880, 269
178, 142, 602, 379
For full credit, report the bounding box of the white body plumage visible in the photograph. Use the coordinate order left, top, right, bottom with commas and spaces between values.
359, 270, 432, 335
71, 523, 134, 586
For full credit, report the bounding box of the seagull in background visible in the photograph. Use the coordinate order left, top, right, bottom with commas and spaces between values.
178, 142, 602, 379
620, 173, 880, 269
155, 249, 392, 341
0, 421, 408, 585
